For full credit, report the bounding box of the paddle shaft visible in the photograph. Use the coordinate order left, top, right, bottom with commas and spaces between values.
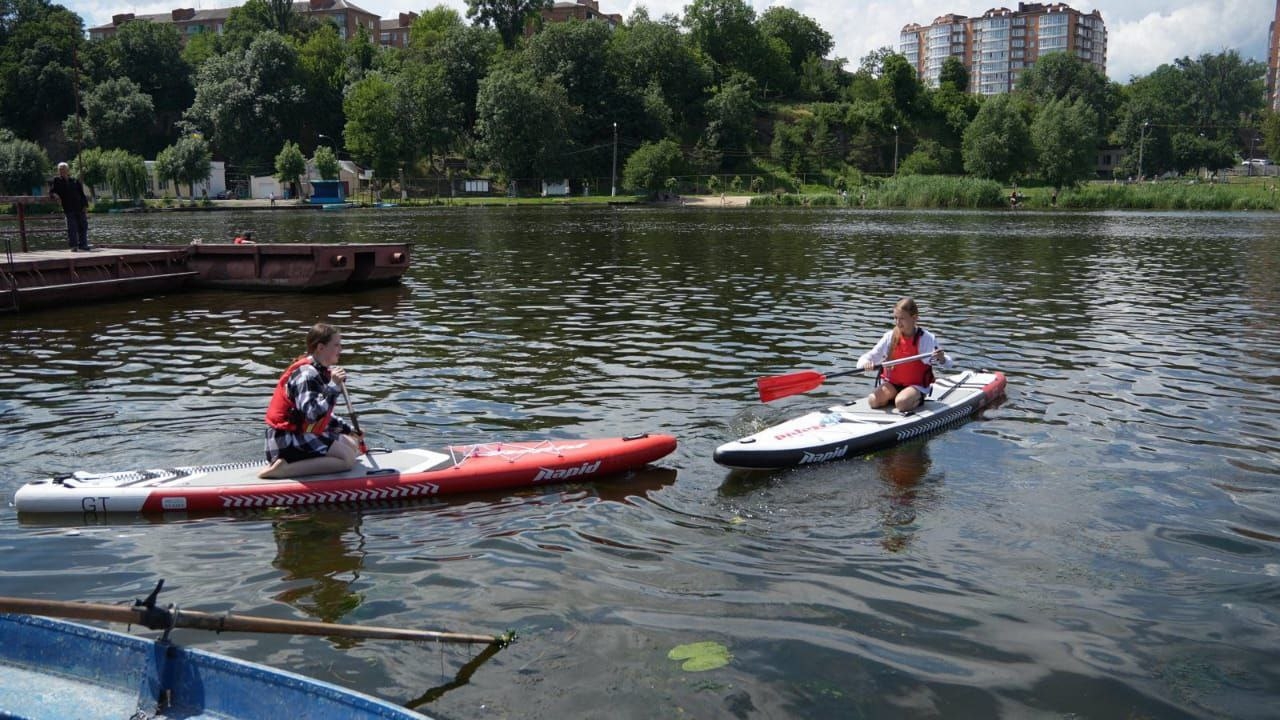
339, 383, 372, 459
0, 597, 499, 645
795, 351, 938, 381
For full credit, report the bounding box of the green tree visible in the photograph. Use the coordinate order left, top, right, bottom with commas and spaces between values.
1031, 97, 1099, 188
682, 0, 767, 80
466, 0, 551, 50
962, 94, 1031, 182
102, 148, 147, 200
169, 134, 212, 198
1261, 110, 1280, 165
622, 138, 683, 195
297, 23, 346, 146
474, 67, 578, 180
343, 73, 406, 181
81, 77, 154, 153
0, 0, 84, 149
523, 20, 635, 178
756, 6, 831, 76
274, 140, 306, 199
86, 19, 192, 152
607, 12, 711, 132
409, 5, 464, 51
73, 146, 108, 197
313, 145, 338, 180
939, 56, 968, 93
879, 52, 923, 120
183, 32, 304, 173
702, 72, 757, 158
1016, 51, 1113, 135
0, 136, 49, 193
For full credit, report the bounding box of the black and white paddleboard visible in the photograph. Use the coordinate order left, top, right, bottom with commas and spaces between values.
714, 371, 1007, 469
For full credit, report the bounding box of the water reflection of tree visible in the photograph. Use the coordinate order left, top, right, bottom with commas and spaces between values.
878, 442, 931, 553
271, 510, 366, 625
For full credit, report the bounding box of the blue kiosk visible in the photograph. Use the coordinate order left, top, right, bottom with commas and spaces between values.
308, 179, 347, 206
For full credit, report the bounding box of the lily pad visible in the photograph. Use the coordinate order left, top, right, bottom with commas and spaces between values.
667, 641, 732, 672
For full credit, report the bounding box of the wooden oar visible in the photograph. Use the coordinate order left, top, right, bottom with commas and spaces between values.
756, 351, 937, 403
0, 597, 504, 646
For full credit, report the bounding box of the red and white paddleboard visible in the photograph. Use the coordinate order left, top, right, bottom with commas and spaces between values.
15, 434, 677, 514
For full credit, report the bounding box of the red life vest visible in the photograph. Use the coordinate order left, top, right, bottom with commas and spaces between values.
884, 329, 935, 388
265, 356, 332, 433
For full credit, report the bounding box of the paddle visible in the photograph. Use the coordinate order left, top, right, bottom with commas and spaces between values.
0, 596, 506, 646
339, 383, 368, 455
756, 351, 937, 403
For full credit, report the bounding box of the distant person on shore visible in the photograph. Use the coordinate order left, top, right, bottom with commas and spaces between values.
48, 162, 92, 251
269, 191, 276, 207
857, 297, 951, 413
233, 230, 255, 244
259, 322, 363, 479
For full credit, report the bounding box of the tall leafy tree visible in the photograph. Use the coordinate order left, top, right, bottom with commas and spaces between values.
274, 140, 306, 198
433, 24, 500, 132
697, 71, 757, 168
409, 5, 464, 52
0, 0, 84, 149
297, 23, 346, 144
466, 0, 551, 50
101, 147, 146, 200
756, 6, 831, 76
682, 0, 765, 80
81, 77, 154, 153
1031, 97, 1099, 188
343, 73, 407, 181
312, 145, 338, 180
161, 134, 212, 198
183, 32, 304, 174
1016, 51, 1113, 135
607, 11, 711, 132
622, 138, 683, 195
939, 56, 968, 93
86, 19, 192, 151
474, 67, 578, 180
0, 135, 49, 193
523, 20, 636, 177
962, 93, 1031, 183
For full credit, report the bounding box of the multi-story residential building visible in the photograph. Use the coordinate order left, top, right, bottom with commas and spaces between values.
379, 12, 417, 49
900, 2, 1107, 94
1268, 0, 1280, 111
88, 0, 381, 44
540, 0, 622, 28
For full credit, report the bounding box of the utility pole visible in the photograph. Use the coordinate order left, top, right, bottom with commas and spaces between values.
611, 122, 618, 197
892, 124, 899, 176
1138, 120, 1149, 180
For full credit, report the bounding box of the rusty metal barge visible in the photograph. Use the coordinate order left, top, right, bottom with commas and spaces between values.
1, 196, 410, 313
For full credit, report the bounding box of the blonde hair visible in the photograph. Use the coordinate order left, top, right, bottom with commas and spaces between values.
890, 297, 919, 349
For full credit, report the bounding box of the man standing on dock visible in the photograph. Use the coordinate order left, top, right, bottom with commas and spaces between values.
49, 162, 91, 252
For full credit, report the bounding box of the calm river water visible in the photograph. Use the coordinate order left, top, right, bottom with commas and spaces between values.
1, 206, 1277, 719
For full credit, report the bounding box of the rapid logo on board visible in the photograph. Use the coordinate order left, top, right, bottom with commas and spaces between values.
800, 446, 848, 464
534, 461, 601, 482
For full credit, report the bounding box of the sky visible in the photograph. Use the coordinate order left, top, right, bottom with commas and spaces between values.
64, 0, 1274, 84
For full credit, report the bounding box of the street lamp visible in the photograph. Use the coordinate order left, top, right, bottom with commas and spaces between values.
1248, 133, 1260, 177
892, 124, 899, 176
1137, 120, 1149, 181
611, 121, 618, 197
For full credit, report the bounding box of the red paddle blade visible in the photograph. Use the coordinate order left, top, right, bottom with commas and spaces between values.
756, 370, 827, 403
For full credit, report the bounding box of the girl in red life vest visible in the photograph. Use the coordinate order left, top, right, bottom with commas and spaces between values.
856, 297, 951, 412
259, 322, 363, 479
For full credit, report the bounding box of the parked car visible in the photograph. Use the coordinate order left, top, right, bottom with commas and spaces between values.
1241, 158, 1272, 166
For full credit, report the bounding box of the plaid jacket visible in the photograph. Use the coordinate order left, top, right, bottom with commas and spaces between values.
263, 361, 352, 461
